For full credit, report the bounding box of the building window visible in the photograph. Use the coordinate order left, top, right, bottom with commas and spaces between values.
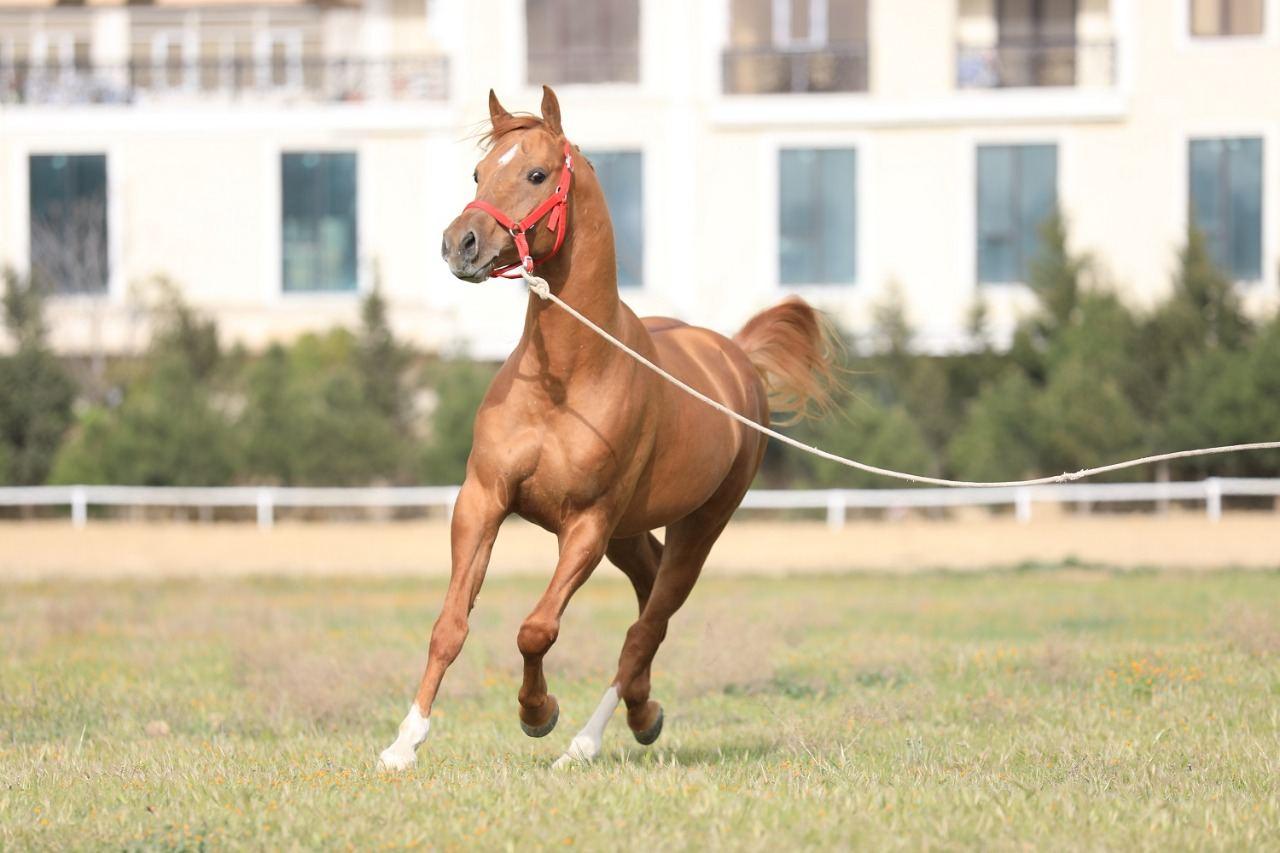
583, 150, 644, 288
28, 154, 109, 295
996, 0, 1078, 87
724, 0, 869, 94
1190, 0, 1264, 36
525, 0, 639, 85
976, 144, 1058, 284
778, 148, 856, 286
1189, 137, 1263, 281
281, 152, 358, 293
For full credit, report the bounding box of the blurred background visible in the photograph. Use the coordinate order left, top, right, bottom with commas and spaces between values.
0, 0, 1278, 558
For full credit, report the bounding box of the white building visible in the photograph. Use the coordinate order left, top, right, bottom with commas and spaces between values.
1, 0, 1277, 358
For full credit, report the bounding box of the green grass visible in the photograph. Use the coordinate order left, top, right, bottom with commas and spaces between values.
2, 568, 1278, 850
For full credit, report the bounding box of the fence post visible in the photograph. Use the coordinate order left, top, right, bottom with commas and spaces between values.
1205, 477, 1222, 523
1014, 487, 1032, 524
825, 490, 847, 531
71, 486, 87, 529
256, 488, 274, 531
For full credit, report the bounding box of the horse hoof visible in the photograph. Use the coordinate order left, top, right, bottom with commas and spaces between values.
376, 747, 416, 773
520, 698, 559, 738
633, 706, 663, 746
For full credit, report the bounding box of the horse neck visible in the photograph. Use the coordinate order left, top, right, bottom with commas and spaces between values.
518, 168, 624, 379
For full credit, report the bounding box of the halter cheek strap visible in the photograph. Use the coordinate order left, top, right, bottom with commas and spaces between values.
462, 140, 575, 279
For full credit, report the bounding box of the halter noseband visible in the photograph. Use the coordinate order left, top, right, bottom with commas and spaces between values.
462, 139, 575, 279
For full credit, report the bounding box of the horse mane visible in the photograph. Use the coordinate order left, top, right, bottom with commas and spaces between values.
481, 113, 546, 150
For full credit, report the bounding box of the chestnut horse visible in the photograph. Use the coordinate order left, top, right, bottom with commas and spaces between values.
378, 86, 837, 770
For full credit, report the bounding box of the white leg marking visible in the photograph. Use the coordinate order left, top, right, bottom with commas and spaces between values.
377, 703, 430, 772
552, 685, 619, 769
497, 143, 520, 167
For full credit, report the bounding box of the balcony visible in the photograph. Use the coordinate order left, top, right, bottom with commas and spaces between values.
722, 43, 868, 95
956, 39, 1115, 89
0, 55, 450, 107
525, 47, 639, 86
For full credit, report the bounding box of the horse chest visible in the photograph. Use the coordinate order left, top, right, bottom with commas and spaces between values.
509, 412, 632, 524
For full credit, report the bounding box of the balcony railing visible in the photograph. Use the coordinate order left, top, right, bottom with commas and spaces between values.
722, 43, 869, 95
526, 47, 639, 85
956, 39, 1115, 89
0, 55, 449, 107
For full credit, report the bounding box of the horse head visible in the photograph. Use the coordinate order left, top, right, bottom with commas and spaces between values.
442, 86, 575, 282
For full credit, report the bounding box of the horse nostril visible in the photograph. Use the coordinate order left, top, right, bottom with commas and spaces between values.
460, 230, 478, 262
440, 237, 449, 260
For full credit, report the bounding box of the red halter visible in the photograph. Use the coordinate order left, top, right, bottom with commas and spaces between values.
463, 139, 575, 278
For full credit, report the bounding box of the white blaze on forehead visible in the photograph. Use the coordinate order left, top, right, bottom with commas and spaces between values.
497, 143, 520, 167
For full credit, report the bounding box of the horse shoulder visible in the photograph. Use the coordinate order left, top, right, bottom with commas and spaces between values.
467, 362, 544, 485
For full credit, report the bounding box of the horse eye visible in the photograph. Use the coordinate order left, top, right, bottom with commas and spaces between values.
528, 169, 547, 185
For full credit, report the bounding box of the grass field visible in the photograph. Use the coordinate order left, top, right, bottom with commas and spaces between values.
2, 568, 1278, 850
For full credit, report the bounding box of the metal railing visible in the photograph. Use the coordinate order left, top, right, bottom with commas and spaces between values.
956, 39, 1115, 89
1, 478, 1275, 531
722, 43, 869, 94
525, 47, 639, 85
0, 55, 449, 107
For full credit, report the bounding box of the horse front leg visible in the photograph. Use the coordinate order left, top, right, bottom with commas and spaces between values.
515, 512, 610, 738
377, 479, 507, 771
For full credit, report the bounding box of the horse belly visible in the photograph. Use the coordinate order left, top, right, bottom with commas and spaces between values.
612, 328, 765, 535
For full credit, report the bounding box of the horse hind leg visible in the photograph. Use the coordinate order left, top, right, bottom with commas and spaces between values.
606, 532, 663, 614
552, 507, 733, 767
615, 511, 730, 743
544, 533, 662, 768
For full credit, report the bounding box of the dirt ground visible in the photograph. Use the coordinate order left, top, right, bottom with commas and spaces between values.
2, 509, 1277, 580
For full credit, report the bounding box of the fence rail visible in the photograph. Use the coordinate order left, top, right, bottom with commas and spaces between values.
1, 478, 1276, 531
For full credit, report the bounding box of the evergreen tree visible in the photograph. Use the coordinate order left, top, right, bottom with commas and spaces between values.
50, 282, 237, 486
0, 269, 75, 485
356, 284, 411, 430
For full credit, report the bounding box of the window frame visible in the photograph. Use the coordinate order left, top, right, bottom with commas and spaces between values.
974, 142, 1059, 287
580, 148, 646, 290
277, 149, 362, 297
1186, 135, 1267, 283
1188, 0, 1266, 38
25, 150, 119, 300
1178, 0, 1278, 45
770, 143, 860, 289
523, 0, 642, 88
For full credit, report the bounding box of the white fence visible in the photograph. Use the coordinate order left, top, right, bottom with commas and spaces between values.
1, 478, 1277, 530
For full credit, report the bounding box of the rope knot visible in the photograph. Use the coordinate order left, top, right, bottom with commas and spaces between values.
520, 269, 551, 300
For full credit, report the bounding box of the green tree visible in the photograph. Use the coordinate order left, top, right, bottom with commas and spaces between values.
50, 282, 237, 486
419, 359, 498, 484
947, 370, 1041, 482
790, 396, 935, 489
1134, 227, 1253, 420
0, 269, 76, 485
356, 284, 411, 430
238, 329, 408, 486
1161, 317, 1280, 478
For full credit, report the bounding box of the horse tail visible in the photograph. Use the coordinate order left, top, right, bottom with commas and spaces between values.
733, 297, 842, 425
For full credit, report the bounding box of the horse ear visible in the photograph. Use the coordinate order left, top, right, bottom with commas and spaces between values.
488, 89, 510, 124
540, 85, 563, 136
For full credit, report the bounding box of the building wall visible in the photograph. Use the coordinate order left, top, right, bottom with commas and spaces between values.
0, 0, 1277, 359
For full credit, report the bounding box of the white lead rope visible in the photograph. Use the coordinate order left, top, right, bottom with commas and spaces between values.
521, 269, 1280, 489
